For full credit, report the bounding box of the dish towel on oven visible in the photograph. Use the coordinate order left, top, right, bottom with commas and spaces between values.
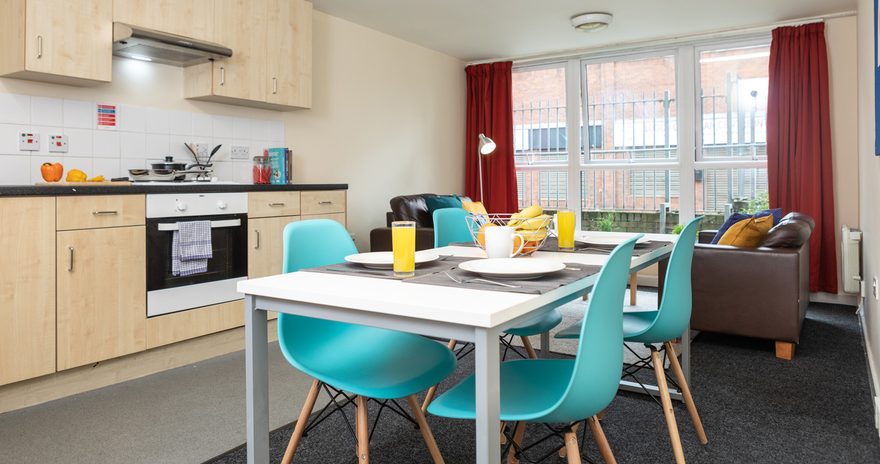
172, 220, 213, 276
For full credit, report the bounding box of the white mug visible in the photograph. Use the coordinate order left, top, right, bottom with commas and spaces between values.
484, 226, 526, 259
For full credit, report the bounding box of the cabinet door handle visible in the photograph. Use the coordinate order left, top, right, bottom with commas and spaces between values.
67, 246, 74, 272
92, 210, 118, 216
318, 201, 333, 205
254, 229, 261, 250
219, 66, 225, 86
272, 77, 278, 94
36, 35, 43, 59
268, 202, 285, 207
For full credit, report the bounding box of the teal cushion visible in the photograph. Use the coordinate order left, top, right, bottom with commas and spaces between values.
425, 195, 462, 215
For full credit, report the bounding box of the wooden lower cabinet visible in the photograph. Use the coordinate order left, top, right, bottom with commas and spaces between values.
0, 197, 56, 386
249, 216, 299, 278
56, 226, 146, 370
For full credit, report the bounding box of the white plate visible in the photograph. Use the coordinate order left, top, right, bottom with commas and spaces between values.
344, 251, 440, 269
458, 258, 566, 280
579, 234, 650, 246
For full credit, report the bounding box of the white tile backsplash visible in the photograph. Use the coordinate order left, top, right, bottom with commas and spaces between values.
118, 104, 145, 133
0, 93, 30, 125
192, 113, 213, 138
169, 110, 192, 136
144, 107, 170, 134
120, 132, 146, 158
63, 99, 94, 129
92, 130, 120, 158
0, 155, 30, 185
31, 97, 63, 127
64, 128, 93, 157
0, 91, 284, 184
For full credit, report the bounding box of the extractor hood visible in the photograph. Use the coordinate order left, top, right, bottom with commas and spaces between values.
113, 23, 232, 67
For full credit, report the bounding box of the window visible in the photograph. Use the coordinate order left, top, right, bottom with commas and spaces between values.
512, 37, 771, 234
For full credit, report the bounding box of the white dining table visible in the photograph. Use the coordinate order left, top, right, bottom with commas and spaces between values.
237, 231, 683, 464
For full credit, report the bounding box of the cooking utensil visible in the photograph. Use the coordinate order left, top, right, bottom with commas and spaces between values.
443, 271, 521, 289
206, 144, 222, 165
150, 156, 188, 171
184, 143, 201, 165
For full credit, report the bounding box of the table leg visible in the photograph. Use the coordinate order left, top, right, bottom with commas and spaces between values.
540, 331, 550, 358
474, 327, 501, 464
245, 295, 269, 464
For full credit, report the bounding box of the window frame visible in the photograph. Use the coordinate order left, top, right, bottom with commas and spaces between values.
512, 32, 772, 229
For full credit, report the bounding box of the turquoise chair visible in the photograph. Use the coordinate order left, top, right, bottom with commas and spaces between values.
277, 219, 455, 464
428, 235, 640, 464
556, 216, 708, 464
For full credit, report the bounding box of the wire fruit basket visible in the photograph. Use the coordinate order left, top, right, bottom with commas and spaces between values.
465, 213, 554, 256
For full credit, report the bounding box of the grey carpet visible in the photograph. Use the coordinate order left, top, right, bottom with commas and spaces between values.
206, 303, 880, 464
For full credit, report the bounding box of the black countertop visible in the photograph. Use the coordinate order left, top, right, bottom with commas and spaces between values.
0, 183, 348, 197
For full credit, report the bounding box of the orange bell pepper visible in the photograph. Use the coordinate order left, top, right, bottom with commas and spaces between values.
40, 162, 64, 182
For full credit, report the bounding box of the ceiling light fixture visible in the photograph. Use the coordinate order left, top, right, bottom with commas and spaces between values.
571, 12, 613, 32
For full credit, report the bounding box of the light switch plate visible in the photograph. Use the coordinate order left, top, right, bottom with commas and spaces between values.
231, 145, 249, 160
49, 134, 69, 153
19, 132, 40, 151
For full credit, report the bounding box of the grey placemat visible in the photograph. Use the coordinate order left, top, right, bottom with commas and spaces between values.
301, 255, 470, 280
451, 237, 672, 257
401, 262, 602, 295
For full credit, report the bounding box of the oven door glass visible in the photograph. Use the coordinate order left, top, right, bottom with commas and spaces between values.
146, 214, 248, 292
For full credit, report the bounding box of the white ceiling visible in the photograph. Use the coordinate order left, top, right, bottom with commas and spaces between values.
311, 0, 856, 62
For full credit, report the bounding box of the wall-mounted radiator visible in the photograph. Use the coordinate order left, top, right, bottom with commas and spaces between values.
841, 225, 862, 294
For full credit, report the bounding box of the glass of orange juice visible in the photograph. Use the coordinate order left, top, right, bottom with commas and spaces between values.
557, 210, 576, 251
392, 221, 416, 278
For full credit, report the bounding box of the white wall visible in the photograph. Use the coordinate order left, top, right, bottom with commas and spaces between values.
284, 11, 466, 249
857, 0, 880, 412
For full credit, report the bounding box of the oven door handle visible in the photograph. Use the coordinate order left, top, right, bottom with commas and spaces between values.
156, 219, 242, 232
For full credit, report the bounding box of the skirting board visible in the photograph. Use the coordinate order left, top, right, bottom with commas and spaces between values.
858, 306, 880, 435
0, 320, 278, 415
811, 291, 860, 307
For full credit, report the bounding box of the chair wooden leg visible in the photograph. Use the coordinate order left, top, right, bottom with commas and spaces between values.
506, 421, 526, 464
421, 339, 458, 413
628, 273, 638, 306
652, 350, 685, 464
665, 342, 708, 445
500, 422, 507, 444
406, 395, 445, 464
587, 415, 617, 464
356, 396, 370, 464
521, 336, 538, 359
564, 423, 582, 464
775, 341, 795, 360
281, 379, 321, 464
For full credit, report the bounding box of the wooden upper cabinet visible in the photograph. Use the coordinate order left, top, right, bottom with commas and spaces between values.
211, 0, 268, 101
112, 0, 214, 42
0, 0, 113, 85
266, 0, 312, 108
0, 197, 56, 386
186, 0, 312, 110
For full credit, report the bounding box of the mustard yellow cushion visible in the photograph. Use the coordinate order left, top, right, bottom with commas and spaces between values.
718, 215, 774, 247
461, 201, 488, 216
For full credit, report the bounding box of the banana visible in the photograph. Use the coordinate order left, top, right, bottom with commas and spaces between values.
518, 228, 548, 242
517, 214, 551, 230
507, 204, 543, 227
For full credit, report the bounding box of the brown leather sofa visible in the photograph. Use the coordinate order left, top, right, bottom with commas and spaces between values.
691, 212, 814, 360
370, 194, 470, 252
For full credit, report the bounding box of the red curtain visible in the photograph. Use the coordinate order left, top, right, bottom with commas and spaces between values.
465, 62, 518, 213
767, 22, 838, 294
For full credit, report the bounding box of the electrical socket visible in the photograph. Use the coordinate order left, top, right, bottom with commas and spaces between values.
49, 135, 68, 153
18, 132, 40, 151
231, 145, 250, 160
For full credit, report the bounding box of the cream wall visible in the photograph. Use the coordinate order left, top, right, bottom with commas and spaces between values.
857, 0, 880, 418
823, 15, 861, 303
283, 11, 466, 249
